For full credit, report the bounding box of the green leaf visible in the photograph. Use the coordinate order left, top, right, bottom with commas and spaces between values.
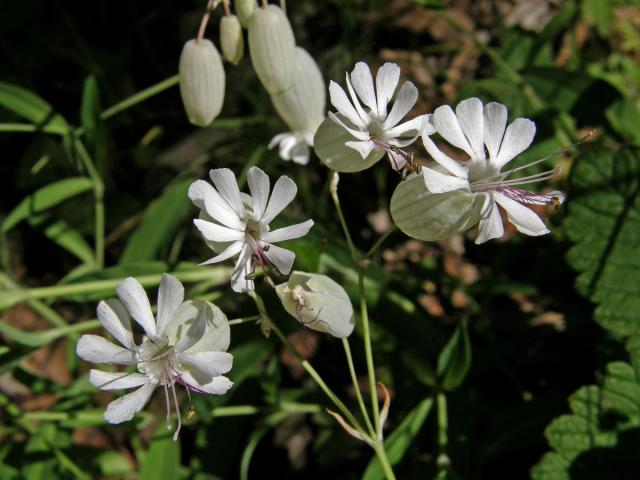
605, 99, 640, 146
581, 0, 614, 36
80, 76, 107, 173
531, 361, 640, 479
28, 214, 95, 265
0, 82, 69, 132
139, 431, 181, 480
436, 322, 471, 391
524, 68, 594, 113
564, 147, 640, 336
0, 320, 99, 347
362, 397, 433, 480
2, 177, 94, 233
120, 180, 193, 264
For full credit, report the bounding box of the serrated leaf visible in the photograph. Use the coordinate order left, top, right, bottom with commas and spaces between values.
564, 147, 640, 336
0, 82, 69, 132
362, 397, 433, 480
532, 361, 640, 479
119, 180, 193, 264
436, 322, 471, 391
2, 177, 94, 233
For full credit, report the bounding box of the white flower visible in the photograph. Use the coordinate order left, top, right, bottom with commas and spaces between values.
268, 132, 314, 165
314, 61, 425, 172
189, 166, 314, 292
76, 274, 233, 438
420, 97, 564, 244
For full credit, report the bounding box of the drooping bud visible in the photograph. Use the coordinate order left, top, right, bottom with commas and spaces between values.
220, 15, 244, 65
271, 47, 325, 134
234, 0, 256, 28
390, 172, 484, 241
179, 39, 226, 127
248, 4, 296, 94
275, 271, 354, 339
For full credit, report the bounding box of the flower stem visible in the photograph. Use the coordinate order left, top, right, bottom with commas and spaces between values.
249, 291, 366, 435
100, 75, 179, 121
365, 225, 397, 259
331, 182, 381, 438
374, 442, 397, 480
197, 0, 217, 42
434, 391, 451, 480
342, 338, 375, 437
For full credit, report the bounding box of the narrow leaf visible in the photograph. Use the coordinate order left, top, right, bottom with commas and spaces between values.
437, 322, 471, 391
363, 397, 434, 480
0, 82, 69, 131
119, 180, 193, 264
2, 177, 94, 233
139, 431, 180, 480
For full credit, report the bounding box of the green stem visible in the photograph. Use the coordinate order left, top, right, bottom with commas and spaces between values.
0, 267, 231, 310
365, 225, 397, 259
374, 443, 397, 480
100, 75, 179, 121
73, 140, 104, 267
435, 392, 451, 479
331, 181, 381, 438
228, 315, 260, 326
342, 338, 375, 437
0, 123, 68, 135
250, 291, 365, 435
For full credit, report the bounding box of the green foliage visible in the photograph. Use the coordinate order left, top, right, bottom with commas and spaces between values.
532, 347, 640, 479
436, 322, 471, 391
119, 179, 194, 264
565, 147, 640, 336
0, 82, 68, 133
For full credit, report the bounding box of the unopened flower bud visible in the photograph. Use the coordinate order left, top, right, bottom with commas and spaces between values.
271, 47, 325, 134
390, 173, 484, 241
234, 0, 256, 28
248, 5, 296, 94
179, 39, 226, 127
275, 272, 354, 339
220, 15, 244, 65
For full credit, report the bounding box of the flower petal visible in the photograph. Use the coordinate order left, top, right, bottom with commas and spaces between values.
328, 112, 371, 141
247, 166, 270, 220
231, 244, 254, 293
350, 62, 377, 113
493, 118, 536, 169
262, 219, 314, 243
432, 104, 475, 158
475, 195, 504, 244
103, 382, 156, 424
383, 81, 418, 130
289, 139, 311, 165
345, 140, 376, 159
483, 102, 508, 161
345, 73, 370, 125
209, 168, 245, 218
172, 302, 207, 353
181, 372, 233, 395
201, 240, 244, 265
329, 80, 365, 128
179, 351, 233, 379
188, 180, 244, 230
456, 98, 485, 161
76, 334, 136, 365
97, 299, 134, 350
156, 274, 184, 336
493, 192, 549, 236
385, 115, 425, 143
89, 370, 148, 390
116, 278, 156, 337
263, 244, 295, 275
193, 219, 244, 243
422, 166, 471, 193
422, 134, 469, 179
375, 62, 400, 118
262, 175, 297, 224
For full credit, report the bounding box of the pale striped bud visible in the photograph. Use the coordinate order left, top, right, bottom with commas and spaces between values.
220, 15, 244, 65
276, 272, 354, 339
390, 173, 484, 241
271, 47, 325, 134
179, 39, 225, 127
248, 5, 296, 94
234, 0, 256, 28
